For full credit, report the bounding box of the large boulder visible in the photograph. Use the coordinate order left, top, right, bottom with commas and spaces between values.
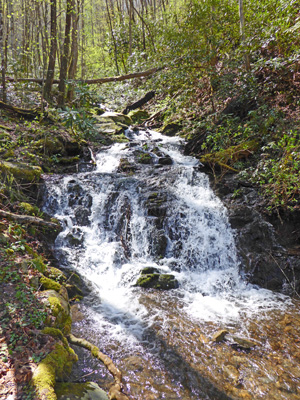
216, 174, 300, 294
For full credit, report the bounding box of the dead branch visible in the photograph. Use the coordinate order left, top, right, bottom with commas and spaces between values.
0, 210, 61, 230
6, 66, 165, 86
67, 333, 130, 400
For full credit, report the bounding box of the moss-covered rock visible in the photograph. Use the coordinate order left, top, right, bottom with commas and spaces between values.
32, 340, 78, 400
65, 283, 83, 300
45, 267, 67, 283
97, 112, 132, 127
40, 290, 71, 334
0, 161, 42, 183
160, 122, 182, 137
34, 137, 65, 156
140, 267, 160, 275
55, 382, 109, 400
117, 158, 136, 173
135, 273, 179, 290
137, 152, 152, 164
128, 109, 150, 124
19, 202, 41, 216
40, 276, 62, 292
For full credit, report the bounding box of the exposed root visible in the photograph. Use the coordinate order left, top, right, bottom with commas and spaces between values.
67, 333, 130, 400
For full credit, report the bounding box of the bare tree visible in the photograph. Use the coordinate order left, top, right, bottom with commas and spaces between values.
58, 0, 73, 106
239, 0, 250, 72
44, 0, 57, 101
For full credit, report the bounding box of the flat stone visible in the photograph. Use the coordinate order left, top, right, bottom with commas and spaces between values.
56, 382, 109, 400
212, 329, 229, 343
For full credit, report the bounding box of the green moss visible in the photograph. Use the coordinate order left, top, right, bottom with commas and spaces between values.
0, 161, 42, 183
41, 276, 62, 292
47, 291, 71, 334
135, 274, 160, 288
128, 109, 150, 123
34, 137, 64, 156
19, 202, 41, 216
46, 267, 67, 283
30, 256, 47, 272
91, 346, 99, 357
135, 273, 179, 290
140, 267, 160, 275
138, 153, 152, 164
200, 140, 259, 171
32, 342, 78, 400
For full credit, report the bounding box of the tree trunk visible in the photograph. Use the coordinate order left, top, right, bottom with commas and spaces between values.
67, 0, 80, 102
43, 0, 57, 101
105, 0, 119, 75
0, 0, 6, 102
58, 0, 73, 106
239, 0, 250, 72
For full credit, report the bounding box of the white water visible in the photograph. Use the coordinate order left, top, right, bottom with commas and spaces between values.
43, 130, 288, 349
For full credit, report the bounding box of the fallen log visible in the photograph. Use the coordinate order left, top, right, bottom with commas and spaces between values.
0, 101, 40, 117
0, 210, 61, 230
6, 66, 165, 86
67, 333, 130, 400
122, 91, 155, 114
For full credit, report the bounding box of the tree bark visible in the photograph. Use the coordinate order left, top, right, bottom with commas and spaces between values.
239, 0, 250, 72
0, 0, 6, 102
43, 0, 57, 101
67, 0, 80, 102
58, 0, 73, 106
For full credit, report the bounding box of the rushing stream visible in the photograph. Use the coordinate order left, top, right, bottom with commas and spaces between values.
43, 129, 300, 399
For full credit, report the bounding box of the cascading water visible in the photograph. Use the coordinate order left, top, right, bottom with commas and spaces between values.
43, 130, 300, 400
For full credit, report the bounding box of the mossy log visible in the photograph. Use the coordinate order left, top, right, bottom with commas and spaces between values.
0, 210, 61, 230
0, 100, 40, 117
67, 333, 130, 400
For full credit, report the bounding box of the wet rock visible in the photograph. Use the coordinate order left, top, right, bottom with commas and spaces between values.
227, 335, 259, 350
212, 329, 229, 343
135, 273, 179, 290
151, 229, 168, 258
65, 283, 83, 300
55, 382, 109, 400
74, 206, 90, 226
137, 152, 153, 164
71, 304, 85, 322
223, 365, 239, 382
215, 174, 300, 294
160, 122, 182, 137
124, 355, 144, 372
141, 267, 160, 274
118, 158, 136, 173
158, 156, 173, 166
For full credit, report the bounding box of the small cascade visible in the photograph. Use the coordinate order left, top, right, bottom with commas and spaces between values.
43, 129, 300, 400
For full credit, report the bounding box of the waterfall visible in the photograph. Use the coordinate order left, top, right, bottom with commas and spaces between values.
42, 129, 293, 400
